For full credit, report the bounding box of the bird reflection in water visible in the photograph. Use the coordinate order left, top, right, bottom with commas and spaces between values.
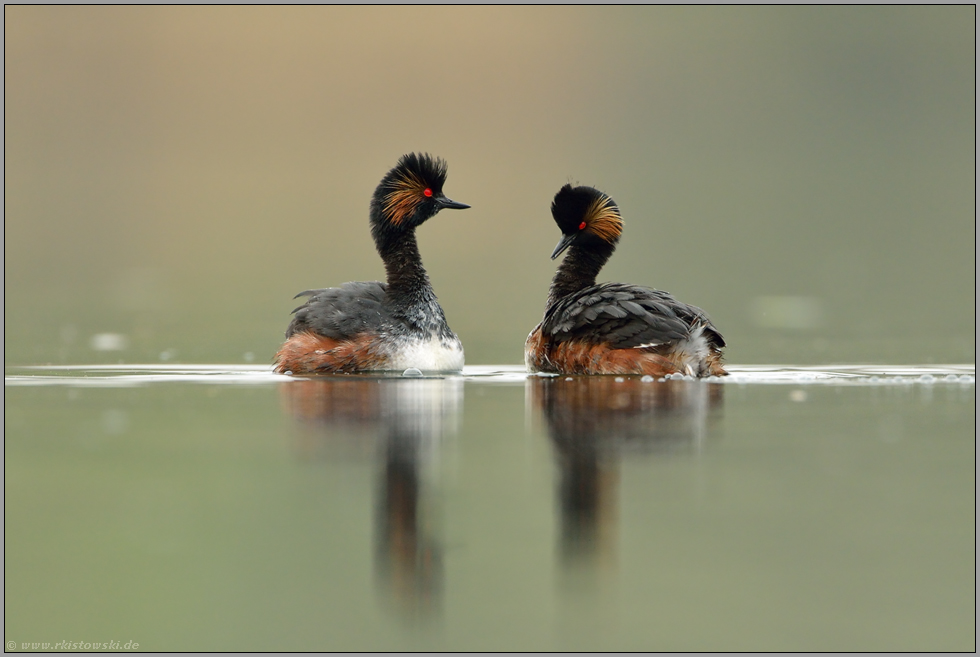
280, 375, 461, 621
528, 376, 723, 575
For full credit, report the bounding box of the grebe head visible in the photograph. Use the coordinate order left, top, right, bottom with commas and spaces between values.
549, 184, 623, 260
371, 153, 470, 233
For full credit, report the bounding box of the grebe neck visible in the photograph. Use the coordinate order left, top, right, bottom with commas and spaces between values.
377, 230, 438, 314
546, 245, 612, 307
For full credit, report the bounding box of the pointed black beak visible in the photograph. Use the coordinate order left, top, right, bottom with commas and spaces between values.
551, 233, 577, 260
436, 195, 470, 210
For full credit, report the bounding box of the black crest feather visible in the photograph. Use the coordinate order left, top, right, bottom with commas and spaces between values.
371, 152, 452, 230
384, 152, 448, 194
551, 184, 623, 245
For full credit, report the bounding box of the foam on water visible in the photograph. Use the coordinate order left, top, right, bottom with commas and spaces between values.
3, 363, 974, 388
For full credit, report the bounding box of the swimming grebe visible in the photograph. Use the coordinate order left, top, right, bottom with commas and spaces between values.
525, 184, 726, 377
274, 153, 469, 375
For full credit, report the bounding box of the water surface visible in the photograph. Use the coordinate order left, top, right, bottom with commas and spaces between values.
4, 364, 975, 651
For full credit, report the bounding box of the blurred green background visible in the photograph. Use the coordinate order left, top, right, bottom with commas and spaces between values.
4, 6, 975, 367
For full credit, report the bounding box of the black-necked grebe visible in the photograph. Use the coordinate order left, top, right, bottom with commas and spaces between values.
274, 153, 469, 375
525, 184, 726, 377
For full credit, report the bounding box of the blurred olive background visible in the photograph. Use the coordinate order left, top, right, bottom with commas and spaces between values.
4, 6, 975, 367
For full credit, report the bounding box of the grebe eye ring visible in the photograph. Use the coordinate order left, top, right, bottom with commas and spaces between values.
423, 188, 433, 197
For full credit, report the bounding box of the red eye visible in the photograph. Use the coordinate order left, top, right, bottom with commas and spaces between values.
423, 188, 433, 197
579, 221, 587, 230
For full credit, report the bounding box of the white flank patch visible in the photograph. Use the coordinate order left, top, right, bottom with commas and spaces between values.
667, 324, 711, 372
388, 335, 465, 373
523, 329, 537, 371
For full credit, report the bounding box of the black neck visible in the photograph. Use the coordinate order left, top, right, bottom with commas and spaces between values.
375, 229, 437, 313
546, 244, 613, 307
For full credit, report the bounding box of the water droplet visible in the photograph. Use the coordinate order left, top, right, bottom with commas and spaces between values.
641, 375, 654, 383
565, 377, 573, 381
614, 377, 625, 383
402, 368, 423, 377
90, 333, 128, 351
919, 374, 935, 384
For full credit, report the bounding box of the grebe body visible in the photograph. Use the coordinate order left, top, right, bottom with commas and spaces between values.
274, 153, 468, 375
525, 185, 726, 377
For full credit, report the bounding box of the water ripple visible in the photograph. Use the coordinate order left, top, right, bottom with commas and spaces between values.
3, 363, 974, 388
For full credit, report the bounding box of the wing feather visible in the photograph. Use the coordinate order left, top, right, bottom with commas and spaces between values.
285, 281, 393, 340
541, 282, 725, 350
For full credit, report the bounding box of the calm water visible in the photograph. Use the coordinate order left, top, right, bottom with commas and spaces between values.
6, 9, 974, 651
4, 364, 975, 651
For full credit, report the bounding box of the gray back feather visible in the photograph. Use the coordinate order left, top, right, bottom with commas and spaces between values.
286, 281, 394, 340
542, 282, 726, 349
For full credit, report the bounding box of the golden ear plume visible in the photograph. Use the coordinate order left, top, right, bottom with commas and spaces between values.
585, 194, 623, 243
383, 169, 427, 225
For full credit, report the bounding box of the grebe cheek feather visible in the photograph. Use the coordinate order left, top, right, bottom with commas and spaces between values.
524, 184, 726, 378
274, 153, 469, 375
